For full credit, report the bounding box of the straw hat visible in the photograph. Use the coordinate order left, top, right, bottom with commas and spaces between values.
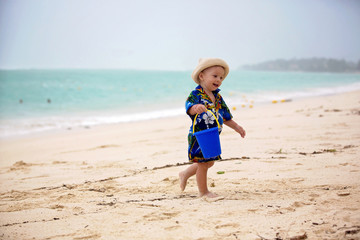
191, 58, 229, 84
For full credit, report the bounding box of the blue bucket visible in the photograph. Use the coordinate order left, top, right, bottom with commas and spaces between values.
193, 110, 222, 159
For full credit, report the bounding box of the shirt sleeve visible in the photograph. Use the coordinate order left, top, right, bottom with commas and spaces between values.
220, 96, 233, 121
185, 90, 200, 115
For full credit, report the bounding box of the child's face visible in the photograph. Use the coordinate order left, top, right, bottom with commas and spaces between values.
198, 66, 225, 92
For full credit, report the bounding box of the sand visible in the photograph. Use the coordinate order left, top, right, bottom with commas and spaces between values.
0, 91, 359, 240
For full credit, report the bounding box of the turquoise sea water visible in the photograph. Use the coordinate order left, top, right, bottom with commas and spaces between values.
0, 69, 359, 137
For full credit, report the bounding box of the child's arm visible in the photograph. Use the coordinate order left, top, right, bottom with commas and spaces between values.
224, 119, 246, 138
187, 104, 207, 116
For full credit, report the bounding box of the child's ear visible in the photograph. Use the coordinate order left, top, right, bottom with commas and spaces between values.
199, 72, 204, 81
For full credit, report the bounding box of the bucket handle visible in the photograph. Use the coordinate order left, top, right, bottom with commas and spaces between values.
192, 110, 221, 133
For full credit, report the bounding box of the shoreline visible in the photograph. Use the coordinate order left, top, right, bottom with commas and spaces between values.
2, 86, 360, 140
0, 90, 359, 239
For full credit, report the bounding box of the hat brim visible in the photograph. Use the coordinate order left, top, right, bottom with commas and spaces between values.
191, 58, 229, 84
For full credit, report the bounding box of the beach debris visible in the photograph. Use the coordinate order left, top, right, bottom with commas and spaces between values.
299, 151, 323, 156
325, 109, 341, 112
151, 157, 244, 170
272, 100, 278, 104
210, 182, 215, 187
88, 187, 106, 193
337, 191, 350, 196
276, 148, 283, 154
312, 219, 325, 225
97, 198, 117, 206
126, 197, 169, 203
344, 145, 356, 149
62, 184, 76, 189
63, 158, 245, 188
12, 161, 32, 167
351, 109, 360, 115
299, 149, 337, 155
312, 151, 323, 154
324, 149, 336, 153
343, 226, 360, 236
9, 161, 35, 171
232, 106, 236, 111
52, 160, 67, 164
49, 204, 65, 210
217, 171, 225, 174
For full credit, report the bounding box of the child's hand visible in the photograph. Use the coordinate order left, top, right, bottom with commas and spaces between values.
189, 104, 207, 115
224, 119, 246, 138
236, 125, 246, 138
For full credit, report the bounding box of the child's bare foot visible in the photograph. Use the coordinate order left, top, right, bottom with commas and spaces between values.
179, 171, 187, 191
200, 191, 220, 198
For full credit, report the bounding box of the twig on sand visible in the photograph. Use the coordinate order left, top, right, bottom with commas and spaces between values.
151, 157, 245, 170
31, 157, 248, 192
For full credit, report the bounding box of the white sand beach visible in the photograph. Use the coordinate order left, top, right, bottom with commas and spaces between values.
0, 91, 359, 239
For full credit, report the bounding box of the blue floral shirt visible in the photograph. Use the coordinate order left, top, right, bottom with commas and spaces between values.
185, 85, 233, 162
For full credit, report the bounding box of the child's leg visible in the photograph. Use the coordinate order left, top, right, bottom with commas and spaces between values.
179, 163, 198, 191
179, 161, 216, 194
196, 162, 218, 198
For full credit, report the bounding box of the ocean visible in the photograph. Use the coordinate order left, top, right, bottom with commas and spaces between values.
0, 69, 359, 138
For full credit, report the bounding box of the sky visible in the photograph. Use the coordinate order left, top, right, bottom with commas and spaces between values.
0, 0, 359, 70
